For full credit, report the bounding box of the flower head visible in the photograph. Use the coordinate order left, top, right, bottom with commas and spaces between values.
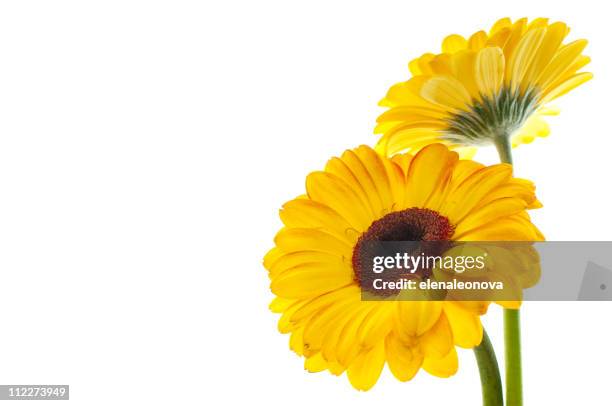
376, 17, 592, 156
264, 144, 543, 390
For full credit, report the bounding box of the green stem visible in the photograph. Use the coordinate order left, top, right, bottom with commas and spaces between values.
494, 136, 523, 406
494, 135, 513, 165
504, 309, 522, 406
474, 329, 504, 406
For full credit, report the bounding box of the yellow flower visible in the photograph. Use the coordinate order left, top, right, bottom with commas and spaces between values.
376, 17, 592, 157
264, 144, 543, 390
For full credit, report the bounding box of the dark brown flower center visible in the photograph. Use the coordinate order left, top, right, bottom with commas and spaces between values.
352, 208, 454, 296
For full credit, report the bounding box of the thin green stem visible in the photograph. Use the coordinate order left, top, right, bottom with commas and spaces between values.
494, 135, 513, 165
474, 329, 504, 406
504, 309, 522, 406
494, 136, 523, 406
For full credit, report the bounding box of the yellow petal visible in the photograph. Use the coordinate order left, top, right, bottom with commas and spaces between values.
270, 261, 354, 299
541, 72, 593, 103
333, 149, 387, 218
453, 197, 527, 238
279, 300, 309, 334
306, 171, 373, 231
290, 285, 359, 323
328, 361, 346, 376
526, 17, 549, 30
507, 27, 546, 90
390, 153, 413, 174
304, 352, 328, 372
385, 333, 423, 381
302, 299, 358, 353
422, 347, 458, 377
268, 250, 346, 279
471, 178, 537, 209
523, 22, 568, 85
347, 341, 386, 391
468, 31, 488, 50
419, 313, 453, 358
441, 164, 513, 225
382, 77, 441, 108
489, 17, 512, 36
263, 247, 283, 271
421, 75, 473, 111
458, 215, 543, 241
408, 53, 436, 76
444, 302, 483, 348
405, 143, 458, 208
381, 153, 408, 209
451, 50, 480, 100
280, 199, 357, 244
274, 228, 352, 257
453, 146, 477, 160
377, 128, 443, 157
475, 47, 505, 97
487, 27, 511, 49
376, 106, 446, 125
429, 53, 453, 75
408, 57, 423, 76
502, 18, 528, 65
321, 305, 364, 363
353, 146, 396, 215
336, 305, 374, 366
289, 325, 305, 354
356, 303, 394, 348
447, 160, 485, 192
442, 34, 468, 53
395, 301, 443, 339
536, 39, 588, 89
269, 297, 294, 313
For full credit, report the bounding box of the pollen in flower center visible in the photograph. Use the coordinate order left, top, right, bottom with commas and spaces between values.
357, 208, 454, 242
444, 87, 540, 145
352, 208, 454, 294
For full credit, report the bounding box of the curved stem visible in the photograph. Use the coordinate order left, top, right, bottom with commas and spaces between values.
474, 329, 504, 406
493, 136, 523, 406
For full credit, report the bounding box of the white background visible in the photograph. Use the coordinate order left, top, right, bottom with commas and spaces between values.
0, 1, 611, 405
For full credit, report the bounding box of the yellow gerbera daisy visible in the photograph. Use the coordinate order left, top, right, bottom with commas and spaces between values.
376, 17, 592, 157
264, 144, 543, 391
